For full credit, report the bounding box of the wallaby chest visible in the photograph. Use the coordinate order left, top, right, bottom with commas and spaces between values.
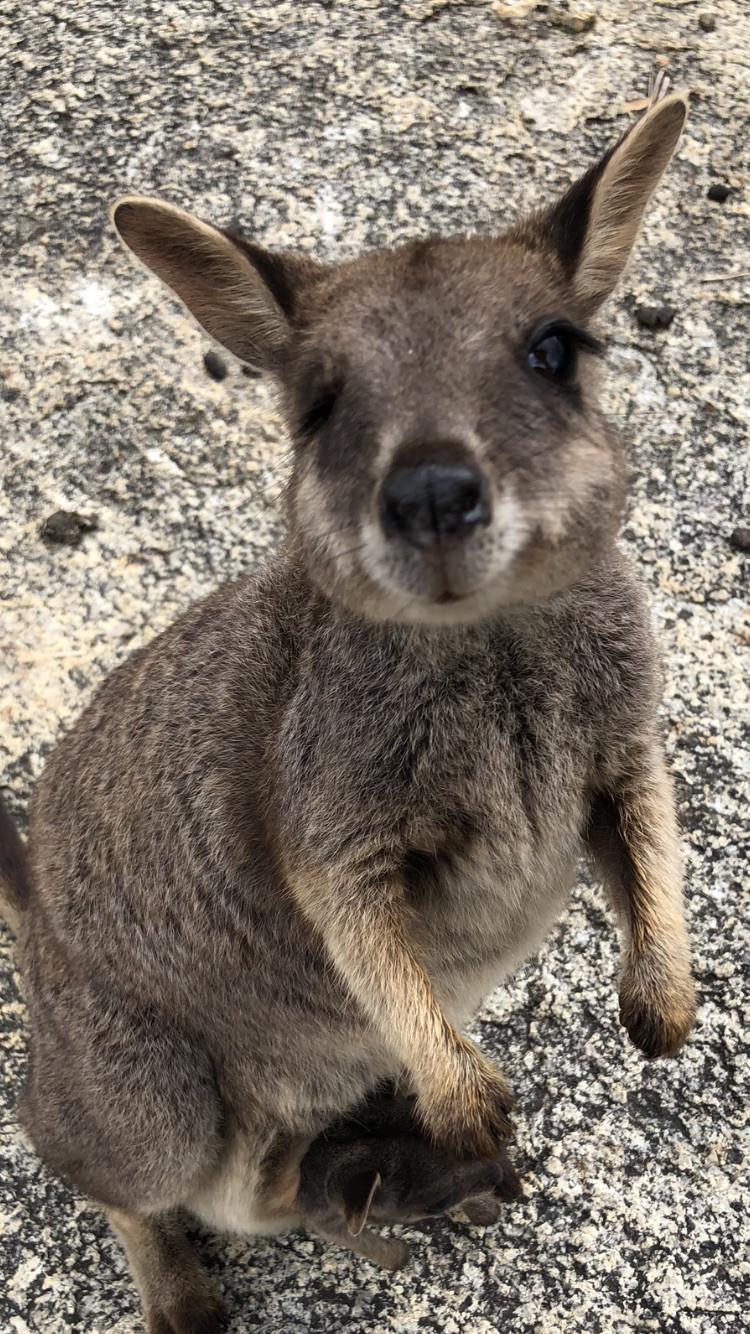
274, 605, 600, 1015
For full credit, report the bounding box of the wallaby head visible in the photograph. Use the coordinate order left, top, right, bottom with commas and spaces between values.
112, 94, 686, 627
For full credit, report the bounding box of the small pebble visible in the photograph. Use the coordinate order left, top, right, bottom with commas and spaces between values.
549, 10, 596, 33
203, 349, 228, 382
635, 304, 676, 331
698, 12, 716, 31
707, 183, 731, 203
40, 510, 98, 547
728, 526, 750, 553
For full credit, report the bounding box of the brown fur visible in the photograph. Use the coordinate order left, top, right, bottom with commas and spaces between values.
1, 93, 695, 1332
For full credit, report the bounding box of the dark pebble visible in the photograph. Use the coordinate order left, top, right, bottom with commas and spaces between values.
707, 183, 731, 203
203, 349, 228, 381
40, 510, 98, 547
635, 304, 676, 331
728, 527, 750, 553
1, 383, 21, 402
698, 13, 716, 32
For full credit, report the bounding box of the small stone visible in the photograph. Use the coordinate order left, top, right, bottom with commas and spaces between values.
549, 9, 597, 33
40, 510, 98, 546
698, 12, 716, 31
728, 526, 750, 553
707, 183, 731, 203
203, 349, 228, 382
634, 304, 676, 331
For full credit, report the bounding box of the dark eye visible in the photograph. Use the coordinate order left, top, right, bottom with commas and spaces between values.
527, 326, 576, 382
528, 332, 575, 381
299, 391, 338, 439
526, 319, 601, 386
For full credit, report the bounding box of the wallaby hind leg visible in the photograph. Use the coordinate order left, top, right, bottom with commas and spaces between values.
108, 1209, 227, 1334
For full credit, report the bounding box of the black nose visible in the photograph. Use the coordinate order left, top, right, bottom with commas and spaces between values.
380, 463, 490, 548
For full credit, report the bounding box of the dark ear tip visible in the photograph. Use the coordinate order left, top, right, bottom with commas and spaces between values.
649, 92, 689, 132
110, 196, 153, 242
111, 200, 134, 236
110, 196, 175, 243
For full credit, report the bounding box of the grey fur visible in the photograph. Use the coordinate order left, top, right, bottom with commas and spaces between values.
1, 94, 696, 1332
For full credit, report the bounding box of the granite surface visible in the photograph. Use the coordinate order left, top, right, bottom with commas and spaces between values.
1, 1, 748, 1331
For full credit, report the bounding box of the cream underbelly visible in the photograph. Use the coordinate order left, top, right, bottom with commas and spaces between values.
186, 1132, 296, 1237
186, 837, 582, 1238
427, 838, 583, 1027
185, 1042, 400, 1238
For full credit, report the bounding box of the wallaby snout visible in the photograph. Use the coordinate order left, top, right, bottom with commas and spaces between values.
380, 448, 491, 551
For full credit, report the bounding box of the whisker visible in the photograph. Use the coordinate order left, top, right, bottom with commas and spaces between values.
320, 541, 370, 562
311, 522, 362, 546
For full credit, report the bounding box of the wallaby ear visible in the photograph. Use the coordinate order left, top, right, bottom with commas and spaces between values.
340, 1170, 382, 1236
533, 92, 688, 314
111, 197, 320, 370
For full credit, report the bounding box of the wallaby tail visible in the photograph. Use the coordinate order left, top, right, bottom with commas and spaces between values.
0, 793, 29, 934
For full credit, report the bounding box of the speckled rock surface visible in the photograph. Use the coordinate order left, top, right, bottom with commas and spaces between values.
1, 2, 748, 1331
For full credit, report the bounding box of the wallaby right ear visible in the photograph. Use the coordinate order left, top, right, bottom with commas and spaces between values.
111, 197, 320, 371
340, 1170, 382, 1236
525, 90, 688, 315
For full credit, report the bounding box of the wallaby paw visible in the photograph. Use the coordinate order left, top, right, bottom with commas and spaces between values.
462, 1193, 502, 1226
462, 1147, 523, 1225
419, 1047, 514, 1159
495, 1148, 523, 1202
619, 967, 697, 1059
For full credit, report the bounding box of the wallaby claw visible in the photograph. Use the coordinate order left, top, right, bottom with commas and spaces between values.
421, 1052, 514, 1160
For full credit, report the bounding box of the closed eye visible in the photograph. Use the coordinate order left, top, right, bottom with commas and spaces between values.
299, 391, 338, 439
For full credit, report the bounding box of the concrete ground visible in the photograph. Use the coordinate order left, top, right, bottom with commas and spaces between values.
1, 1, 748, 1331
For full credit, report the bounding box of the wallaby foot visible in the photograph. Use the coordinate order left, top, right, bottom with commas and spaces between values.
462, 1145, 523, 1224
315, 1222, 411, 1270
108, 1209, 227, 1334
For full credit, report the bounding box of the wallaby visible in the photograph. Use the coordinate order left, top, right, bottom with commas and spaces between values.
1, 84, 697, 1333
297, 1083, 522, 1270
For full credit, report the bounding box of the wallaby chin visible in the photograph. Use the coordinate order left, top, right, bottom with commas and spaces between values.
11, 86, 694, 1331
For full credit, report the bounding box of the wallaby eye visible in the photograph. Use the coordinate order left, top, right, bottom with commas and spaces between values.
528, 329, 575, 381
526, 319, 601, 385
299, 391, 338, 439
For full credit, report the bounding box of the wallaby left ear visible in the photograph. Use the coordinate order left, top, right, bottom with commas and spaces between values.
533, 92, 688, 314
111, 197, 324, 370
340, 1170, 382, 1236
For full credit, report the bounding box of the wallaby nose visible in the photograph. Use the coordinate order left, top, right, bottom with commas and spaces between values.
380, 462, 490, 549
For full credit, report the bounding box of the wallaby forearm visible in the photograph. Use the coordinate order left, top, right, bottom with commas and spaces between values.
285, 857, 514, 1155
